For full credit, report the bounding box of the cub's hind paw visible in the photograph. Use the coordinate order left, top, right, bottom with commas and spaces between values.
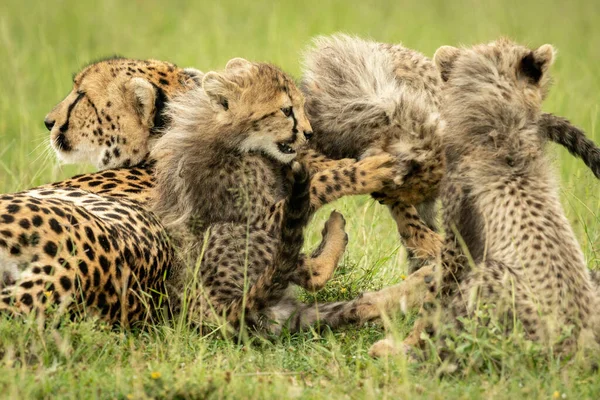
322, 210, 347, 237
368, 337, 419, 362
301, 210, 349, 292
369, 338, 403, 357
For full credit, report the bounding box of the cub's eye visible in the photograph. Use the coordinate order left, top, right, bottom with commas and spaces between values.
281, 107, 292, 117
76, 90, 85, 96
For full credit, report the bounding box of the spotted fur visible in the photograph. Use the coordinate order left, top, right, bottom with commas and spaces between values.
370, 38, 600, 358
152, 59, 426, 333
301, 35, 600, 276
0, 59, 201, 323
0, 188, 172, 325
301, 34, 446, 272
1, 55, 408, 325
540, 113, 600, 179
45, 57, 202, 170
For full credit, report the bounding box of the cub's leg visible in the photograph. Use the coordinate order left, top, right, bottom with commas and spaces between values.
368, 264, 440, 358
287, 264, 436, 331
308, 153, 407, 211
297, 148, 355, 175
300, 149, 442, 273
292, 210, 348, 292
386, 201, 443, 273
189, 163, 314, 330
368, 226, 472, 358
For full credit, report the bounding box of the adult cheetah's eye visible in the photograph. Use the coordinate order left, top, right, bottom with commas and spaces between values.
281, 107, 292, 117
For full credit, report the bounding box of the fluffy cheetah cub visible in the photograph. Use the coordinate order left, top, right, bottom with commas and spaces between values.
301, 34, 600, 274
152, 59, 423, 333
371, 38, 600, 357
302, 34, 446, 271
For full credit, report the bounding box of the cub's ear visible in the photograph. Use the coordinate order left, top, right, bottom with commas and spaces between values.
182, 67, 204, 86
202, 72, 240, 110
534, 44, 556, 66
433, 46, 461, 82
519, 44, 555, 84
125, 77, 156, 125
225, 57, 253, 71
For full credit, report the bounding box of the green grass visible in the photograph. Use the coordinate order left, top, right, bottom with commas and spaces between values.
1, 0, 600, 398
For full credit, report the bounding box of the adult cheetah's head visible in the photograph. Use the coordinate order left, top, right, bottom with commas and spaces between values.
44, 57, 202, 170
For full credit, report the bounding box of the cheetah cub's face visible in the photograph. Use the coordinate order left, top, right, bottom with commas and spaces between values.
204, 58, 313, 164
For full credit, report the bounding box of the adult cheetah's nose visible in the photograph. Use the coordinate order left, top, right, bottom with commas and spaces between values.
303, 131, 313, 140
44, 117, 55, 131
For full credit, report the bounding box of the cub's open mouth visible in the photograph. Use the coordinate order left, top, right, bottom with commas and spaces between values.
277, 142, 295, 154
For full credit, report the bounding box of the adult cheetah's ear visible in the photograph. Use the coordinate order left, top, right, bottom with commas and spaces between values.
433, 46, 461, 82
202, 72, 240, 111
125, 77, 156, 125
225, 58, 253, 72
182, 68, 204, 86
519, 44, 555, 84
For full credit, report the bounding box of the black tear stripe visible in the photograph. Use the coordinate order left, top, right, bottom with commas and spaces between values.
59, 92, 85, 133
150, 83, 169, 135
290, 109, 298, 142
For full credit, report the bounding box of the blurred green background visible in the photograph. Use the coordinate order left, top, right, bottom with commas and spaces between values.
1, 0, 599, 398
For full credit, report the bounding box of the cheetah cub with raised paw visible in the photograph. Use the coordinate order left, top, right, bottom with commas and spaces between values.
152, 59, 420, 333
370, 38, 600, 358
301, 34, 445, 273
301, 34, 600, 275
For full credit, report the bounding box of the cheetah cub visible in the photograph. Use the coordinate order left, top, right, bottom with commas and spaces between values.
302, 34, 446, 272
152, 59, 424, 333
301, 34, 600, 275
371, 38, 600, 358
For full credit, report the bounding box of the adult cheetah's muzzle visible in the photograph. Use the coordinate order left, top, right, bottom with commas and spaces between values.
54, 133, 72, 152
44, 117, 55, 131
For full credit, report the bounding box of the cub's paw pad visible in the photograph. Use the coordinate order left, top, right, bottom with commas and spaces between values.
291, 161, 309, 183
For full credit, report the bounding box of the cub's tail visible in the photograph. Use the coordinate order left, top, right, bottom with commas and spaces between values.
541, 113, 600, 179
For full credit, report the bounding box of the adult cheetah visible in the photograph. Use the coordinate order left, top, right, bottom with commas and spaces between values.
152, 58, 433, 332
0, 58, 202, 324
45, 57, 202, 171
370, 38, 600, 358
